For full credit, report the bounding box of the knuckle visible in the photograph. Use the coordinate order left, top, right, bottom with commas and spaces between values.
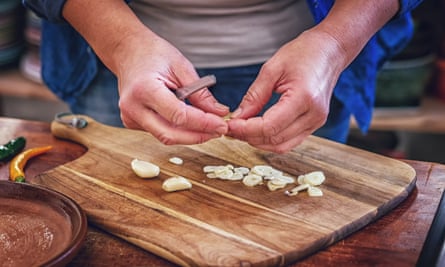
268, 134, 285, 146
169, 107, 188, 127
262, 120, 280, 137
157, 133, 177, 146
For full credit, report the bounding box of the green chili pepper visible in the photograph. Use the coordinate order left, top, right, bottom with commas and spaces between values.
0, 136, 26, 162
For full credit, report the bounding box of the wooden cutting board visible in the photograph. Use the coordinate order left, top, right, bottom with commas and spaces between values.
34, 116, 416, 267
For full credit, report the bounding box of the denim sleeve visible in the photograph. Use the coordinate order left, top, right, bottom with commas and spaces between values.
22, 0, 132, 23
22, 0, 67, 22
398, 0, 424, 15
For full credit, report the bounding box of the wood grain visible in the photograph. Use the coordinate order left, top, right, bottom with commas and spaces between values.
34, 116, 417, 267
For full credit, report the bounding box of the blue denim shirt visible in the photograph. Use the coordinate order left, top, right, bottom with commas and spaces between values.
23, 0, 422, 132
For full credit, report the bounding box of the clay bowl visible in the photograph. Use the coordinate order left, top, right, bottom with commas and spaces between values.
0, 181, 87, 267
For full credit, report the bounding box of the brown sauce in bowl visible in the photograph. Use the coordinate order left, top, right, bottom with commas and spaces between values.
0, 198, 73, 267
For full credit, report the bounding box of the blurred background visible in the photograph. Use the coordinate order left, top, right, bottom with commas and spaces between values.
0, 0, 444, 163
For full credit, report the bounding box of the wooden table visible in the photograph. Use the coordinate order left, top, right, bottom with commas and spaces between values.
0, 117, 444, 267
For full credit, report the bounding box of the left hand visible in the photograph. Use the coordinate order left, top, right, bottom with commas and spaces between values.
227, 29, 346, 153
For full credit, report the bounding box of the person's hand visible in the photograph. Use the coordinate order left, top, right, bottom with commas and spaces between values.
227, 29, 347, 153
116, 32, 230, 145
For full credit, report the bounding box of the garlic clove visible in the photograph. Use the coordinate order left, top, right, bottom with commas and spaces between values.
131, 159, 160, 178
162, 176, 192, 192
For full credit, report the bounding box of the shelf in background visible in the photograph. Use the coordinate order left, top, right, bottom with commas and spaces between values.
351, 97, 445, 133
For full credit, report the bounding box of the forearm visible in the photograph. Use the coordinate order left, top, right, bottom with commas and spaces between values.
313, 0, 400, 70
62, 0, 154, 75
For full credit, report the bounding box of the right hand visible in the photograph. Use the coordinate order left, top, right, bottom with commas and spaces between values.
115, 32, 230, 145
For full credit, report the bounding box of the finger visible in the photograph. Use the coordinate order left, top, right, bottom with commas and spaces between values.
228, 90, 309, 139
187, 88, 230, 117
160, 72, 230, 122
231, 66, 277, 119
248, 127, 313, 154
124, 80, 228, 135
150, 92, 228, 135
122, 105, 223, 145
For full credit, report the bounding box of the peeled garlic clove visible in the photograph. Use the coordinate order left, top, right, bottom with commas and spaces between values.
308, 186, 323, 197
242, 174, 263, 187
162, 176, 192, 192
169, 157, 183, 165
131, 159, 160, 178
303, 171, 326, 186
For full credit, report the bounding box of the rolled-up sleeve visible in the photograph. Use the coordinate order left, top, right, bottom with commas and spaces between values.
22, 0, 67, 22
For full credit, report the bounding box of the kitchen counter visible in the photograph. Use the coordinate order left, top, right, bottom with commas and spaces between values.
0, 117, 444, 267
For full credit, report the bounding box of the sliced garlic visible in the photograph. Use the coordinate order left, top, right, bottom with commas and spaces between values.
289, 183, 310, 194
242, 174, 263, 187
268, 178, 288, 186
285, 190, 299, 196
202, 164, 324, 197
303, 171, 326, 186
203, 165, 220, 173
206, 173, 218, 179
227, 172, 244, 181
131, 159, 160, 178
272, 175, 295, 185
251, 165, 274, 176
225, 164, 234, 170
233, 167, 250, 175
297, 175, 306, 185
307, 186, 323, 197
162, 176, 192, 192
215, 169, 234, 180
267, 180, 286, 191
169, 157, 183, 165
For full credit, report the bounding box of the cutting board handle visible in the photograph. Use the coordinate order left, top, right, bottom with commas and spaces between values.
51, 114, 102, 148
